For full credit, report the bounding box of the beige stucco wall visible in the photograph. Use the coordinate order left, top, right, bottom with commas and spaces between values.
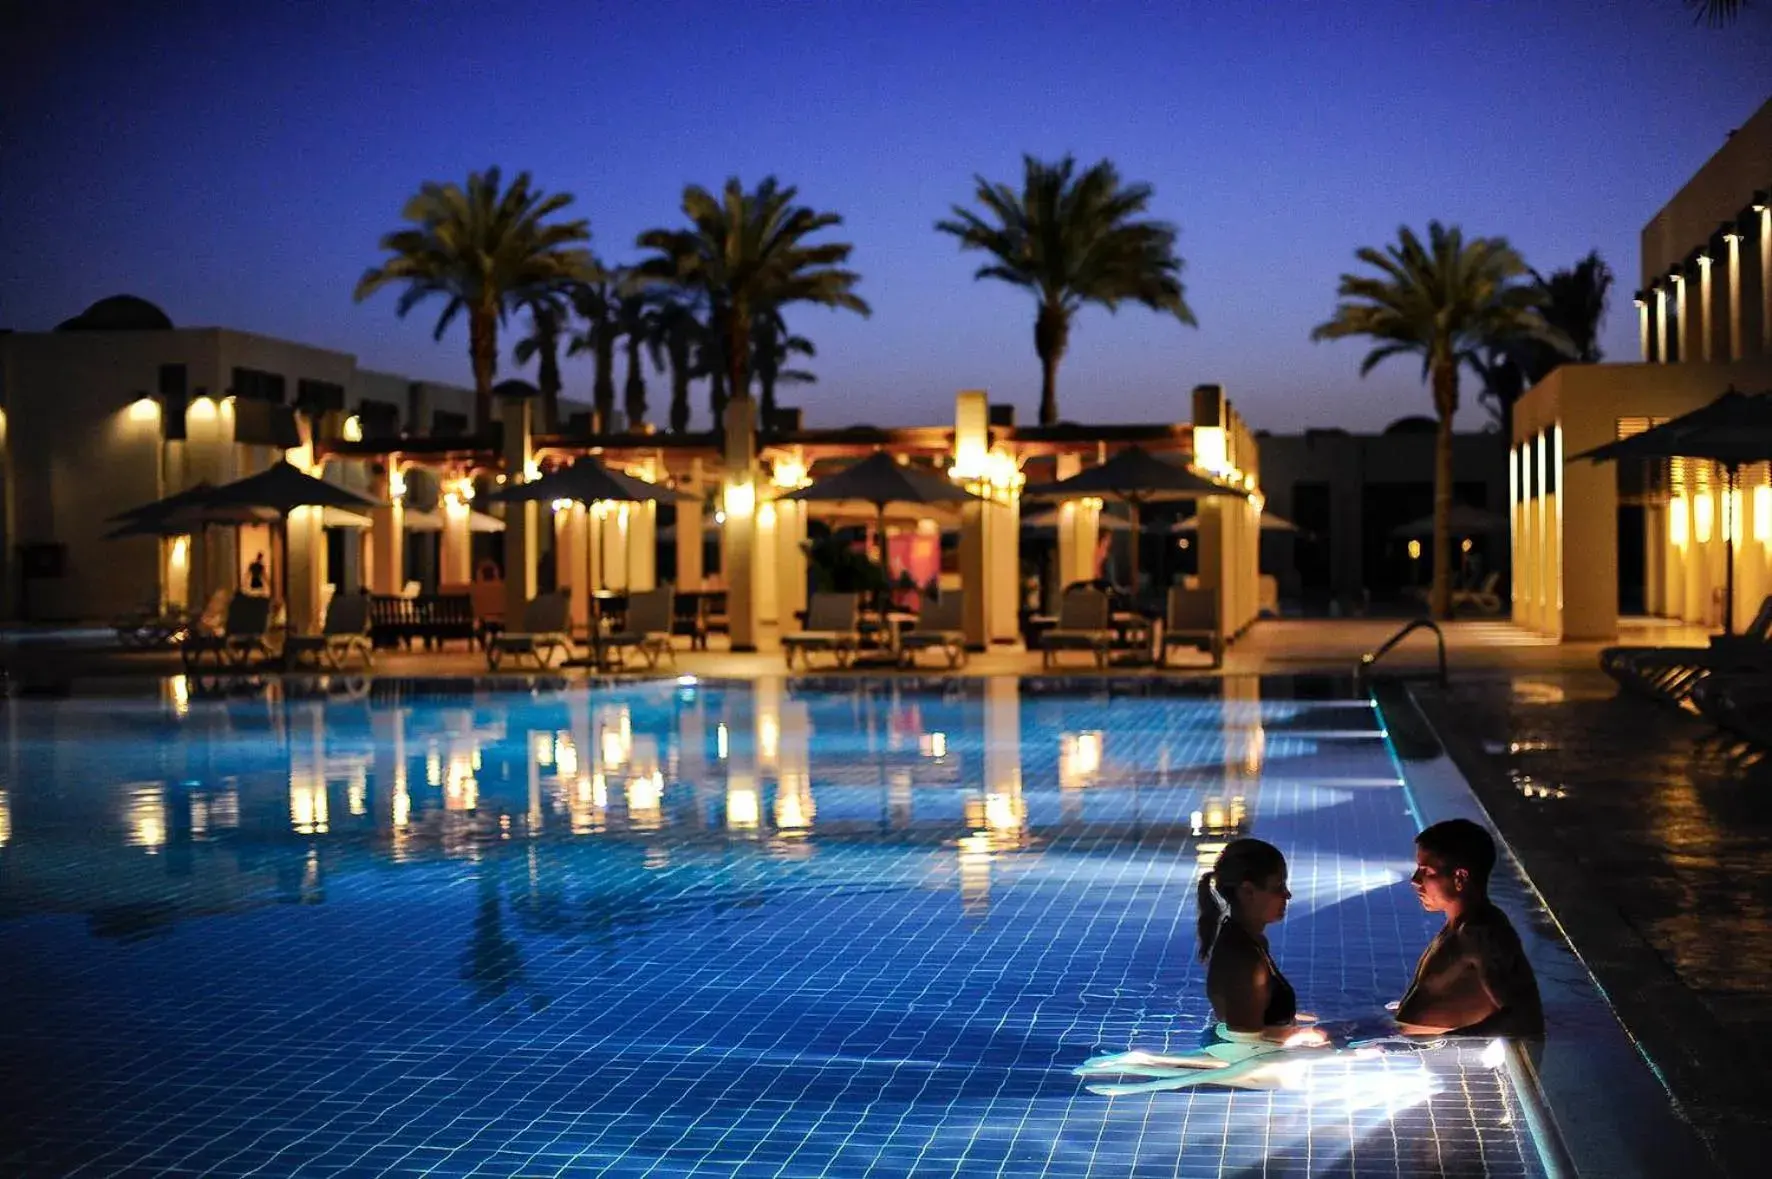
1641, 96, 1772, 286
1513, 357, 1772, 640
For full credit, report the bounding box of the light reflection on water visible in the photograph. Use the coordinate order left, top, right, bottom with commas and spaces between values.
0, 676, 1546, 1177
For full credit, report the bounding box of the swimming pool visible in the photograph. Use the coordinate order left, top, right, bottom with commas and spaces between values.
0, 675, 1555, 1176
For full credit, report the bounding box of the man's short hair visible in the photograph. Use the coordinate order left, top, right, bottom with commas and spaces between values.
1416, 818, 1497, 890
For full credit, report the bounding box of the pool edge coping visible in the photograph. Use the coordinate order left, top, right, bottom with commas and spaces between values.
1384, 681, 1727, 1179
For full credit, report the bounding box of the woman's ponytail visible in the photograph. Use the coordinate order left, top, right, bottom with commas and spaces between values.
1196, 871, 1222, 961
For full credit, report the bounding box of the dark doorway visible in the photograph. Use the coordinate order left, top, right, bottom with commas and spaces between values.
1618, 504, 1647, 616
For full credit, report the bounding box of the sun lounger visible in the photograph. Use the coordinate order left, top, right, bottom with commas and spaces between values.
600, 586, 676, 670
1600, 594, 1772, 710
1451, 570, 1503, 615
1161, 586, 1223, 668
115, 588, 227, 649
783, 592, 861, 669
485, 592, 572, 670
181, 593, 274, 669
1041, 588, 1113, 670
283, 592, 375, 671
898, 592, 968, 669
1691, 670, 1772, 749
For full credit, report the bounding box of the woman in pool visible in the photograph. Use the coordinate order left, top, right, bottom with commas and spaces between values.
1198, 838, 1327, 1046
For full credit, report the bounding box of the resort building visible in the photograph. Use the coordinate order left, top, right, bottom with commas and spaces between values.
1255, 421, 1509, 615
0, 295, 476, 623
0, 297, 1266, 654
1513, 93, 1772, 640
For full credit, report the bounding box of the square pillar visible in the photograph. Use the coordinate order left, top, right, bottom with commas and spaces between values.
285, 504, 327, 633
1560, 422, 1617, 641
1761, 207, 1772, 356
369, 464, 405, 595
676, 460, 705, 589
771, 498, 807, 632
723, 396, 760, 651
1655, 286, 1670, 363
1698, 255, 1715, 362
440, 494, 473, 587
555, 502, 589, 630
500, 391, 537, 624
1723, 233, 1743, 361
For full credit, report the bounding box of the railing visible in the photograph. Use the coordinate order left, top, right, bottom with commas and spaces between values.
1357, 618, 1447, 685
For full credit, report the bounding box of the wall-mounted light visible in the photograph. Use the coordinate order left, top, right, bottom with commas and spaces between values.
770, 456, 809, 490
388, 469, 407, 501
1722, 230, 1742, 244
342, 415, 363, 442
1669, 272, 1685, 286
1461, 538, 1473, 553
724, 481, 756, 518
188, 395, 217, 421
1697, 253, 1713, 269
1407, 539, 1422, 561
126, 397, 161, 423
551, 498, 574, 514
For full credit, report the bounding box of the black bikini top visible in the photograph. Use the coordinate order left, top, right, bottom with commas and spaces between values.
1220, 920, 1298, 1027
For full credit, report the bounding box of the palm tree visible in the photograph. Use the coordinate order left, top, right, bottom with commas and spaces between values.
513, 294, 568, 432
936, 155, 1196, 426
751, 307, 817, 427
568, 273, 621, 433
1686, 0, 1746, 25
696, 323, 730, 430
354, 168, 593, 431
651, 295, 706, 434
614, 285, 663, 431
1473, 251, 1610, 434
1312, 222, 1559, 619
636, 177, 868, 420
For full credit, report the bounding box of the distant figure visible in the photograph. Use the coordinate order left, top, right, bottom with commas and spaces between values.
247, 552, 268, 594
1095, 532, 1118, 588
1395, 819, 1543, 1037
1198, 838, 1328, 1046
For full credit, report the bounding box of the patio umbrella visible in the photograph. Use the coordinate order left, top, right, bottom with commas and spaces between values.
1022, 507, 1132, 533
1023, 446, 1234, 593
1172, 512, 1298, 534
401, 507, 507, 533
1570, 388, 1772, 635
1389, 504, 1507, 541
779, 450, 979, 564
201, 462, 382, 607
486, 454, 687, 597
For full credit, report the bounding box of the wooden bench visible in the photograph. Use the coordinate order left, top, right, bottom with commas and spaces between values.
370, 593, 480, 650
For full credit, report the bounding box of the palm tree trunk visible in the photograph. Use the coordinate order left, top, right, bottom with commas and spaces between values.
727, 307, 750, 413
624, 338, 647, 430
669, 345, 691, 434
759, 370, 777, 430
538, 339, 560, 434
593, 340, 616, 433
1034, 304, 1068, 427
469, 308, 497, 433
1430, 361, 1457, 620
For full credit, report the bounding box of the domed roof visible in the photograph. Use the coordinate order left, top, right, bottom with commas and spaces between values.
55, 295, 174, 332
1383, 415, 1438, 436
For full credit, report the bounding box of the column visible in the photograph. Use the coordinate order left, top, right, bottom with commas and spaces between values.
771, 497, 807, 634
555, 502, 588, 631
440, 487, 473, 587
499, 389, 537, 625
1674, 270, 1694, 363
369, 464, 405, 595
675, 460, 705, 590
1761, 204, 1772, 355
1559, 423, 1616, 641
630, 500, 657, 592
1655, 285, 1670, 364
285, 504, 326, 633
1698, 254, 1714, 363
723, 396, 760, 651
954, 390, 993, 648
1637, 294, 1652, 362
1724, 229, 1743, 361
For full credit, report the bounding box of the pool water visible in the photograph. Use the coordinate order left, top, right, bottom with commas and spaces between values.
0, 676, 1547, 1177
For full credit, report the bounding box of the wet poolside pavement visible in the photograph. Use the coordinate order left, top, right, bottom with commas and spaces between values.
1415, 669, 1772, 1179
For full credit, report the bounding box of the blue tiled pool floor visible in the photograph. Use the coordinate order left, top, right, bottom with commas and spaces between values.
0, 677, 1543, 1176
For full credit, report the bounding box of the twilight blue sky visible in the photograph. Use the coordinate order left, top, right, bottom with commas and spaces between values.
3, 0, 1768, 433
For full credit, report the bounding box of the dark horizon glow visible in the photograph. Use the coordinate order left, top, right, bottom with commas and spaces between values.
2, 0, 1768, 434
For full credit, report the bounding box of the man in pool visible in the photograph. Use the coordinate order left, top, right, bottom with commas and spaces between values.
1394, 819, 1544, 1037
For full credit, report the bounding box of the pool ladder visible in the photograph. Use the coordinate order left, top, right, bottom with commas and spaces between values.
1356, 618, 1448, 685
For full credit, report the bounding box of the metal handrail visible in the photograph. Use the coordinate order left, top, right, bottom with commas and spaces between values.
1357, 618, 1447, 685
